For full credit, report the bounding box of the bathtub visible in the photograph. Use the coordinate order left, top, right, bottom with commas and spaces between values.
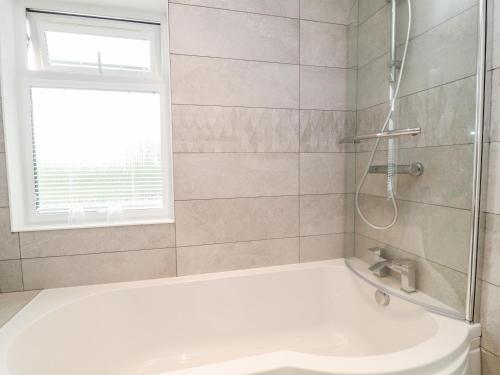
0, 259, 481, 375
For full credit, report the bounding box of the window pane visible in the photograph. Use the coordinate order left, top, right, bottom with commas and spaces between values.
45, 31, 151, 72
30, 88, 163, 212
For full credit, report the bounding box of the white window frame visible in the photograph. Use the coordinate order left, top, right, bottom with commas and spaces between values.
0, 0, 174, 231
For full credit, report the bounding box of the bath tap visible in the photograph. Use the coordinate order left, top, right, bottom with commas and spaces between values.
368, 248, 416, 293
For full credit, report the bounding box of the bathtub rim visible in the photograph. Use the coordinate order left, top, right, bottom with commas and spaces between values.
0, 259, 481, 375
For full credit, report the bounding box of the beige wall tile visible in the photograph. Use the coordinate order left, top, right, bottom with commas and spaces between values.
20, 224, 175, 258
177, 237, 299, 275
358, 0, 386, 24
22, 248, 176, 290
397, 145, 474, 210
399, 6, 477, 97
0, 208, 19, 261
358, 5, 388, 67
482, 349, 500, 375
0, 153, 8, 207
300, 21, 347, 68
481, 282, 500, 356
485, 142, 500, 214
300, 66, 348, 110
174, 153, 299, 200
0, 291, 39, 328
300, 0, 354, 25
172, 105, 299, 153
0, 260, 23, 293
357, 53, 388, 110
357, 77, 476, 152
489, 69, 500, 143
170, 4, 299, 64
300, 110, 354, 153
169, 0, 300, 18
484, 213, 500, 287
176, 196, 299, 246
300, 233, 347, 262
300, 194, 353, 236
300, 153, 354, 195
171, 55, 299, 108
356, 195, 471, 273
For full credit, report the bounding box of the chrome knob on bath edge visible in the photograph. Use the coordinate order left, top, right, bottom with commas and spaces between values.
368, 248, 417, 293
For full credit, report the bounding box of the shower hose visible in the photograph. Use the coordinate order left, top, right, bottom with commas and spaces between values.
355, 0, 412, 230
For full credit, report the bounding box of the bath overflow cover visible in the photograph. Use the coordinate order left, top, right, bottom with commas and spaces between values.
375, 290, 390, 306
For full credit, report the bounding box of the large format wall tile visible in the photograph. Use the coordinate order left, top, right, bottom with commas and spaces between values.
300, 66, 347, 110
481, 282, 500, 356
489, 69, 500, 143
358, 0, 386, 24
300, 21, 347, 68
300, 194, 353, 236
483, 213, 500, 287
0, 153, 9, 207
176, 196, 299, 246
299, 233, 347, 262
177, 237, 299, 275
357, 5, 388, 67
357, 53, 388, 110
22, 248, 177, 290
0, 291, 39, 328
397, 144, 474, 209
172, 105, 299, 153
300, 153, 354, 195
485, 142, 500, 214
355, 195, 471, 273
168, 0, 300, 18
300, 0, 354, 25
0, 208, 20, 261
171, 55, 299, 108
482, 349, 500, 375
300, 110, 354, 152
356, 76, 476, 152
174, 153, 299, 200
0, 260, 23, 293
396, 0, 477, 46
170, 4, 299, 64
399, 6, 477, 97
20, 224, 176, 258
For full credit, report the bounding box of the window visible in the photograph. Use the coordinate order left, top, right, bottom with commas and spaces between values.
0, 2, 173, 230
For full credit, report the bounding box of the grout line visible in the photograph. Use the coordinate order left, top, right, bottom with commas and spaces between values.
357, 4, 477, 70
357, 73, 477, 112
171, 52, 355, 70
21, 246, 177, 261
355, 232, 468, 275
357, 2, 387, 27
169, 1, 353, 27
481, 348, 500, 361
481, 279, 500, 290
173, 151, 356, 154
298, 3, 302, 263
174, 192, 352, 203
171, 52, 300, 67
357, 192, 472, 212
355, 142, 475, 153
172, 102, 356, 113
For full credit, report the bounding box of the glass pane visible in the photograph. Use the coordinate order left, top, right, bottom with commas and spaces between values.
343, 2, 479, 319
30, 88, 162, 212
45, 31, 151, 72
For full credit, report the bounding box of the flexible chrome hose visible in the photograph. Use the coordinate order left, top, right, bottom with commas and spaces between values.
355, 0, 412, 230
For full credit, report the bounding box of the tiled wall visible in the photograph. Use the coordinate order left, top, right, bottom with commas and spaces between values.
480, 0, 500, 372
0, 1, 355, 292
353, 0, 478, 312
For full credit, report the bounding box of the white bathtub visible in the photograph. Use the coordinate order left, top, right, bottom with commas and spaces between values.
0, 260, 481, 375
